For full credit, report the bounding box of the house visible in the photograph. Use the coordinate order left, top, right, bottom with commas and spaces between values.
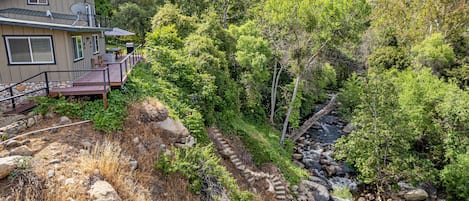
0, 0, 141, 112
0, 0, 109, 85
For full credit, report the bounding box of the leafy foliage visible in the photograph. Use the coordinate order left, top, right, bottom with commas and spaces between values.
33, 96, 82, 118
411, 33, 456, 75
156, 145, 254, 201
336, 68, 469, 193
367, 46, 410, 71
440, 153, 469, 200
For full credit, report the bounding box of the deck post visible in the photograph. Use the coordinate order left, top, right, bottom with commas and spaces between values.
102, 69, 107, 92
9, 86, 15, 109
44, 72, 50, 96
119, 63, 123, 87
102, 93, 108, 109
106, 66, 111, 88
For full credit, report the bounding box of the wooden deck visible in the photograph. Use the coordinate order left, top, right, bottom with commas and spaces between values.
73, 55, 142, 87
48, 54, 143, 108
0, 47, 143, 113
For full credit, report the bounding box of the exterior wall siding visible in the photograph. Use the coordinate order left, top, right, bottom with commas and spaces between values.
0, 24, 74, 83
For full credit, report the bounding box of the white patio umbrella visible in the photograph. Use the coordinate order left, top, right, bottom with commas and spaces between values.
104, 27, 135, 36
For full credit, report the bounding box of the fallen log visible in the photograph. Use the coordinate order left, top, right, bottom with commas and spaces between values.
290, 94, 337, 142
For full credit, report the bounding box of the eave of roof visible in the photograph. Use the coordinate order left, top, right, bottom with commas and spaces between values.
0, 17, 111, 33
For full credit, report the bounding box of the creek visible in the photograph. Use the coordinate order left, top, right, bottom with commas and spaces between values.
293, 108, 358, 201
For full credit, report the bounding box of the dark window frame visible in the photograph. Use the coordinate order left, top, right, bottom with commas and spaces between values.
27, 0, 49, 6
72, 35, 84, 62
3, 35, 56, 65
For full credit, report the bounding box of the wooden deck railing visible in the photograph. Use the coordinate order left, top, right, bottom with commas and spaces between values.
0, 68, 110, 109
103, 45, 143, 88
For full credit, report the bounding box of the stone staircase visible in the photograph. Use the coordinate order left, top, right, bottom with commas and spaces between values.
210, 128, 289, 201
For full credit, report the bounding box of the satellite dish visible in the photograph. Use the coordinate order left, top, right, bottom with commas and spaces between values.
71, 3, 87, 15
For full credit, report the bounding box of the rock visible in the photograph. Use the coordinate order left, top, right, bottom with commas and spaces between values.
155, 118, 189, 138
10, 145, 33, 156
0, 156, 22, 179
404, 189, 428, 201
59, 116, 71, 125
129, 160, 138, 171
357, 197, 366, 201
27, 118, 35, 128
186, 136, 195, 147
139, 98, 169, 123
0, 150, 9, 157
293, 153, 303, 160
88, 180, 122, 201
44, 112, 55, 119
64, 178, 75, 185
323, 165, 337, 176
309, 176, 332, 190
342, 123, 355, 134
132, 137, 140, 144
303, 180, 330, 201
5, 140, 21, 149
137, 143, 147, 153
81, 141, 92, 149
49, 159, 61, 164
48, 169, 55, 178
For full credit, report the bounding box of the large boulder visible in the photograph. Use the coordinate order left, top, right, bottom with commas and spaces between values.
342, 123, 356, 134
139, 98, 169, 122
404, 189, 428, 201
9, 145, 33, 156
88, 180, 122, 201
0, 156, 22, 179
155, 118, 189, 137
303, 180, 330, 201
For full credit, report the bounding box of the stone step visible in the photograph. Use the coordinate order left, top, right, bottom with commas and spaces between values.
229, 155, 238, 160
236, 164, 245, 170
276, 195, 286, 200
276, 190, 286, 195
275, 185, 286, 191
234, 161, 243, 167
231, 158, 240, 164
247, 177, 255, 184
273, 181, 282, 186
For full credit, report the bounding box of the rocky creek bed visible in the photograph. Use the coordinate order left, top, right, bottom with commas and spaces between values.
291, 110, 432, 201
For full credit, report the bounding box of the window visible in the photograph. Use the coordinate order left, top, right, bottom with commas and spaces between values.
92, 35, 99, 54
72, 36, 83, 61
28, 0, 48, 5
5, 36, 55, 65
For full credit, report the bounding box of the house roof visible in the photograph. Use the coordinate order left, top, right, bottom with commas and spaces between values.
0, 16, 111, 33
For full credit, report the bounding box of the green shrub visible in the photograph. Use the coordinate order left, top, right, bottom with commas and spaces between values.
332, 187, 352, 199
156, 145, 254, 201
82, 90, 129, 133
224, 118, 308, 185
441, 153, 469, 201
33, 96, 82, 118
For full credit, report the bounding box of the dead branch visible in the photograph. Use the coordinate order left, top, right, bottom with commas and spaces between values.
290, 94, 337, 142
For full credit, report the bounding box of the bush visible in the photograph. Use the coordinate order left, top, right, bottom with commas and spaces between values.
33, 96, 82, 118
156, 145, 254, 201
82, 90, 130, 133
441, 153, 469, 200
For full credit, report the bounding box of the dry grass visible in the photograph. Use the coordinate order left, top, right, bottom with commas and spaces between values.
11, 170, 44, 201
79, 140, 151, 201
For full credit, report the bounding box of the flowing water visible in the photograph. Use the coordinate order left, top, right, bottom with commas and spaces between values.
296, 112, 358, 201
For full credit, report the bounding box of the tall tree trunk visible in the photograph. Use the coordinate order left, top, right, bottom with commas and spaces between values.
290, 94, 337, 141
270, 60, 284, 124
280, 75, 301, 145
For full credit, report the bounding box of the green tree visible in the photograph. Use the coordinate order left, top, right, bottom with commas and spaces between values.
230, 21, 272, 118
260, 0, 371, 144
113, 2, 156, 43
411, 33, 456, 75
